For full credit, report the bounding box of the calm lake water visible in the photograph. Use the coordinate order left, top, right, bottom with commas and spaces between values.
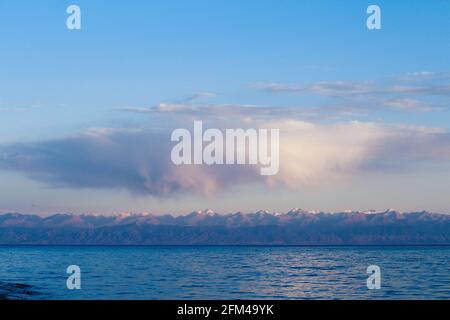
0, 246, 449, 300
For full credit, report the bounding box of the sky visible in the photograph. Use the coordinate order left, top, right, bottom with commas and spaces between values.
0, 0, 449, 215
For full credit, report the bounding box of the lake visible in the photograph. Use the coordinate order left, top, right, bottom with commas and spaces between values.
0, 246, 449, 299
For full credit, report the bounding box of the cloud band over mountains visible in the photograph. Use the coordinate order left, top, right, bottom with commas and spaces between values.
1, 103, 450, 197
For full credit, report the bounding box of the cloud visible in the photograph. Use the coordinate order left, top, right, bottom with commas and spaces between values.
179, 92, 216, 103
387, 84, 450, 96
116, 102, 288, 123
265, 120, 450, 187
251, 72, 450, 113
395, 71, 450, 82
3, 75, 450, 197
0, 104, 42, 112
115, 92, 216, 115
115, 106, 154, 114
250, 81, 375, 97
254, 80, 450, 98
249, 83, 304, 93
382, 98, 438, 112
309, 82, 376, 97
0, 128, 262, 197
1, 107, 449, 197
115, 98, 371, 123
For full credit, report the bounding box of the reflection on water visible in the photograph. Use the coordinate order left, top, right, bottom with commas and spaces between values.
0, 246, 449, 299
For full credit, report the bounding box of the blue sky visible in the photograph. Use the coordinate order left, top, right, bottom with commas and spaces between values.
0, 0, 449, 215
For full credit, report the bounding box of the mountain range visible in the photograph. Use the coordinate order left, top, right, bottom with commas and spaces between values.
0, 209, 449, 245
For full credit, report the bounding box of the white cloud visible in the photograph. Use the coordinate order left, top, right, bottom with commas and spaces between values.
250, 72, 450, 113
1, 107, 449, 197
382, 98, 438, 112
